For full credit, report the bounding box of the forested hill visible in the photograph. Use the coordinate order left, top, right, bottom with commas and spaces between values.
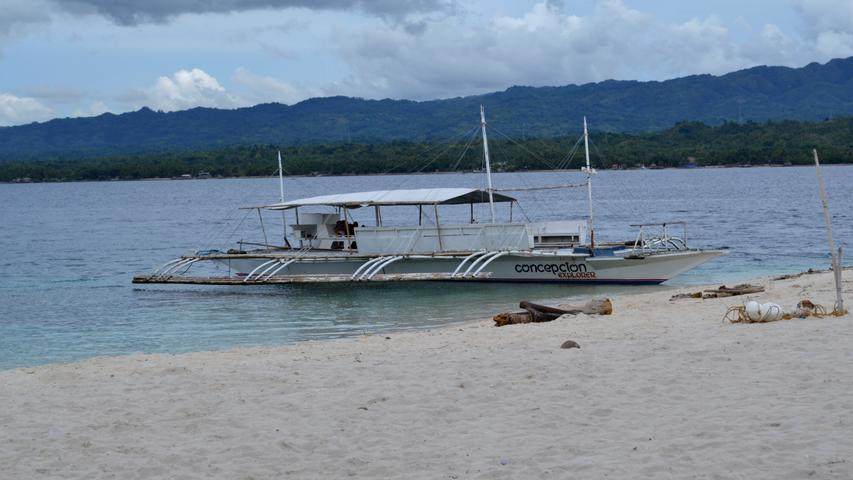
4, 117, 853, 182
2, 57, 853, 160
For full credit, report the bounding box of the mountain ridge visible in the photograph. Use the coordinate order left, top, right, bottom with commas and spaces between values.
3, 57, 853, 160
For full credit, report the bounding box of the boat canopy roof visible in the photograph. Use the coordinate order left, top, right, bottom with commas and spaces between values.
264, 188, 516, 210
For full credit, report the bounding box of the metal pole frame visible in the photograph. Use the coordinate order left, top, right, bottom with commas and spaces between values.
343, 207, 353, 250
434, 203, 443, 251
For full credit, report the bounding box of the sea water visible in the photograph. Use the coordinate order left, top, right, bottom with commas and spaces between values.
1, 166, 850, 369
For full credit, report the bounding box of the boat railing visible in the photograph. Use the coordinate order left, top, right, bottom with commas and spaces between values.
629, 222, 690, 255
354, 223, 532, 255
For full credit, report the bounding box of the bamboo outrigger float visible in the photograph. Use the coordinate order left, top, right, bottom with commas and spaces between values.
134, 108, 724, 286
133, 271, 494, 285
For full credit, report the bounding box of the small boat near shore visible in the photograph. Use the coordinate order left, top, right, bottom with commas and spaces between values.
134, 108, 723, 286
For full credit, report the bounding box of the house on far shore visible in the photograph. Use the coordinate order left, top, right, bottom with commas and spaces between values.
682, 157, 698, 168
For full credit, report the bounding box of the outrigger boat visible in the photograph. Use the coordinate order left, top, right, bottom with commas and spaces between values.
133, 108, 723, 286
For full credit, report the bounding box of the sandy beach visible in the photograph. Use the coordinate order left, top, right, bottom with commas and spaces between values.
1, 269, 850, 479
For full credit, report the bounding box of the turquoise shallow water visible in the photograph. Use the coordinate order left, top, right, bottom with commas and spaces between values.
1, 166, 850, 369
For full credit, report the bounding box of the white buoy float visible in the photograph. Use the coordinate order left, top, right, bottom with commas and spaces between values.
759, 302, 783, 322
745, 301, 762, 322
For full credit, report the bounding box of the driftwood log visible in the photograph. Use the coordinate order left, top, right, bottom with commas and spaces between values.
704, 284, 765, 297
670, 284, 765, 301
494, 298, 612, 326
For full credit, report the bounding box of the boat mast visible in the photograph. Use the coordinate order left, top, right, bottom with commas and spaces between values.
480, 105, 496, 223
278, 151, 292, 248
583, 117, 595, 249
278, 150, 285, 203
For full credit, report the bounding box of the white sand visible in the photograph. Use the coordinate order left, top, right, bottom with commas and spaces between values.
1, 270, 851, 479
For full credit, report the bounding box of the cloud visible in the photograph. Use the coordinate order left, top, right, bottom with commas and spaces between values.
794, 0, 853, 59
233, 67, 319, 105
795, 0, 853, 36
71, 100, 111, 118
120, 67, 321, 112
0, 0, 53, 54
139, 68, 243, 111
739, 23, 805, 66
0, 92, 54, 126
813, 30, 853, 59
51, 0, 447, 25
331, 0, 776, 100
0, 0, 51, 35
14, 86, 87, 104
88, 100, 110, 115
6, 0, 853, 122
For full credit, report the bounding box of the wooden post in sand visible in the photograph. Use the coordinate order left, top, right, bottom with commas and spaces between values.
813, 149, 844, 314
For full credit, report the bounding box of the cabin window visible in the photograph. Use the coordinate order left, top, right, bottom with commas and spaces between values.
537, 235, 579, 244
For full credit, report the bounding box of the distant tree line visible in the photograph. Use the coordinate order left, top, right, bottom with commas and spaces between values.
2, 117, 853, 182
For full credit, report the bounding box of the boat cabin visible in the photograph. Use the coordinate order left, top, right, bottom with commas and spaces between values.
263, 188, 587, 254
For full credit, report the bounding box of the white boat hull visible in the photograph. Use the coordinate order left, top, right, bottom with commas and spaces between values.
217, 249, 723, 285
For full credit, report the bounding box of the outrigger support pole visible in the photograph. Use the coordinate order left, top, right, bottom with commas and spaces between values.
813, 149, 845, 314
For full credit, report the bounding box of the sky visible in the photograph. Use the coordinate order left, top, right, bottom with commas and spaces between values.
1, 0, 852, 126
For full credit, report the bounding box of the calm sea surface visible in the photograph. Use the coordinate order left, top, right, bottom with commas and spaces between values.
1, 166, 850, 369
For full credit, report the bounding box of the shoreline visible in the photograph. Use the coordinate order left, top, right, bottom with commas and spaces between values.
2, 266, 845, 374
2, 268, 849, 478
6, 266, 848, 373
4, 162, 852, 185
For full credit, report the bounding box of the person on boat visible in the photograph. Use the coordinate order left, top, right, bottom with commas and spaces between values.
334, 220, 347, 236
334, 220, 359, 236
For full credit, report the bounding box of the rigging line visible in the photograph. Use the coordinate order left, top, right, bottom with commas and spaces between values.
494, 182, 588, 192
409, 125, 481, 174
552, 134, 582, 170
199, 187, 271, 252
556, 135, 585, 170
584, 136, 640, 223
513, 200, 532, 222
200, 209, 239, 253
588, 136, 609, 166
449, 127, 480, 172
481, 126, 600, 227
388, 125, 481, 176
194, 200, 237, 248
270, 135, 460, 186
481, 146, 548, 219
387, 125, 482, 191
488, 124, 559, 169
417, 206, 437, 226
489, 125, 592, 222
275, 124, 478, 199
220, 208, 253, 251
